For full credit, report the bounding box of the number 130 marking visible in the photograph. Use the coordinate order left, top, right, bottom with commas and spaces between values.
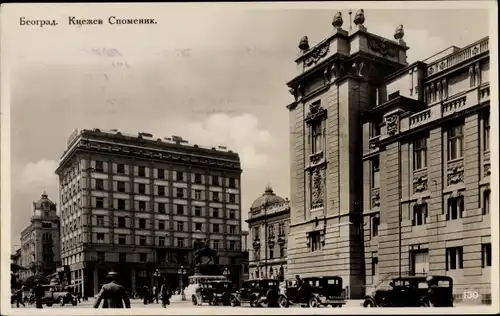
463, 290, 479, 300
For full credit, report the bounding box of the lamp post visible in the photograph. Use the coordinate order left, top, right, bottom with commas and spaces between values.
178, 266, 187, 301
223, 267, 230, 283
153, 269, 161, 287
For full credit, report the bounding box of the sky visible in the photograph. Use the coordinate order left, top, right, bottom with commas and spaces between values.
1, 2, 492, 249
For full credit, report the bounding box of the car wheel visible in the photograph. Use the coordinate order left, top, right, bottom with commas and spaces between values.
363, 299, 376, 308
59, 299, 65, 307
308, 297, 320, 308
72, 300, 77, 306
191, 295, 198, 306
278, 295, 289, 308
230, 298, 239, 307
420, 300, 429, 307
46, 303, 53, 307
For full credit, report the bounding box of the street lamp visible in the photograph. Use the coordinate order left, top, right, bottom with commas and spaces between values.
178, 266, 187, 301
223, 267, 230, 280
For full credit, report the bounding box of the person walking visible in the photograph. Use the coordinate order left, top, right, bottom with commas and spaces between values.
142, 285, 150, 305
34, 283, 44, 309
93, 272, 131, 308
152, 285, 158, 304
15, 287, 26, 307
160, 282, 171, 307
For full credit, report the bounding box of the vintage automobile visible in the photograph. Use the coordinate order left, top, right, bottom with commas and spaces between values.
230, 279, 280, 307
192, 280, 234, 306
363, 275, 454, 308
39, 285, 77, 307
278, 276, 346, 308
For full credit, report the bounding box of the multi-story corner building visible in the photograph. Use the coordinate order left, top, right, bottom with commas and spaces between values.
19, 193, 61, 280
240, 231, 250, 283
285, 9, 491, 302
55, 129, 243, 296
247, 187, 290, 281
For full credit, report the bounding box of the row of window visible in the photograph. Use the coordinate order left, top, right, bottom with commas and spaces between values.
94, 217, 239, 233
368, 192, 491, 237
370, 114, 490, 190
253, 245, 287, 260
252, 223, 287, 239
369, 243, 492, 276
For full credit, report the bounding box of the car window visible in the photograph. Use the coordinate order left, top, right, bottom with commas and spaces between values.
327, 279, 338, 285
438, 280, 450, 287
418, 282, 428, 289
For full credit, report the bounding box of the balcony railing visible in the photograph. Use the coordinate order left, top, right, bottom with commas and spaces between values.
427, 37, 488, 77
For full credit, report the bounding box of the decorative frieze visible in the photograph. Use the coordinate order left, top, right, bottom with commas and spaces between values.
305, 100, 327, 124
368, 38, 397, 58
303, 40, 331, 67
385, 114, 400, 136
372, 188, 380, 208
278, 236, 286, 245
413, 171, 428, 193
447, 160, 464, 185
369, 136, 380, 150
311, 167, 325, 209
252, 239, 261, 250
309, 151, 325, 167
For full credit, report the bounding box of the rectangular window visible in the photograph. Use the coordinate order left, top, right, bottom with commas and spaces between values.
212, 176, 219, 186
138, 184, 146, 194
118, 217, 126, 228
212, 192, 220, 202
447, 196, 464, 220
139, 218, 146, 229
119, 252, 126, 262
157, 168, 165, 179
412, 204, 428, 226
117, 181, 126, 192
229, 240, 236, 250
194, 173, 202, 184
194, 190, 202, 200
213, 224, 220, 233
96, 179, 104, 190
158, 220, 165, 230
176, 204, 184, 215
229, 193, 236, 204
194, 206, 202, 216
158, 186, 165, 196
371, 254, 378, 276
447, 124, 464, 161
481, 243, 492, 268
176, 171, 184, 182
117, 199, 125, 210
177, 221, 184, 231
176, 188, 184, 198
118, 235, 126, 245
268, 225, 275, 237
138, 201, 146, 211
445, 246, 463, 270
158, 203, 166, 214
138, 166, 146, 177
413, 137, 428, 170
229, 210, 236, 219
229, 225, 236, 234
311, 121, 323, 154
117, 164, 125, 174
228, 178, 236, 188
96, 197, 104, 208
97, 252, 105, 262
254, 227, 260, 240
213, 240, 219, 249
370, 118, 382, 137
371, 215, 379, 237
195, 223, 202, 231
483, 190, 490, 215
96, 215, 104, 226
139, 253, 147, 262
212, 208, 219, 218
177, 238, 184, 248
96, 233, 105, 242
159, 237, 165, 246
371, 156, 380, 189
95, 161, 104, 172
484, 112, 490, 151
280, 246, 285, 258
309, 231, 322, 252
139, 236, 147, 246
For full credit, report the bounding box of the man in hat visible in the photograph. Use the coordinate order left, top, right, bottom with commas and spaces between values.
93, 271, 131, 308
34, 282, 44, 309
426, 276, 438, 307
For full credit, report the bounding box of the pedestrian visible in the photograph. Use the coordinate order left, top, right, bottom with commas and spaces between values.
160, 282, 171, 307
34, 283, 44, 309
426, 276, 438, 307
142, 285, 150, 305
152, 285, 157, 303
16, 287, 26, 307
93, 271, 131, 308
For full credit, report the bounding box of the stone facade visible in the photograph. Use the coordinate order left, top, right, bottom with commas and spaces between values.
286, 11, 491, 303
55, 129, 244, 295
19, 193, 61, 281
247, 187, 290, 281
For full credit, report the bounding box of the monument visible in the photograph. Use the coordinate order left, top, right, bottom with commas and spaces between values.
192, 239, 219, 275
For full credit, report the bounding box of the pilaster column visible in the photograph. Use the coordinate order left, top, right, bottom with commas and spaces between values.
93, 268, 98, 296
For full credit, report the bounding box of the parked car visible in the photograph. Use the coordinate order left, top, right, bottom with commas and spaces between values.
42, 285, 77, 307
192, 280, 234, 306
278, 276, 346, 308
230, 279, 280, 307
363, 275, 454, 307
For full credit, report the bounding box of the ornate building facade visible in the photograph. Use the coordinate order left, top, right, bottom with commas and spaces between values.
55, 129, 244, 296
19, 193, 61, 281
285, 9, 491, 303
247, 187, 290, 281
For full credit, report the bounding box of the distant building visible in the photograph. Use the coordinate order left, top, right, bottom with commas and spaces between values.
11, 248, 22, 288
240, 231, 250, 282
55, 128, 244, 296
285, 9, 491, 303
19, 193, 61, 280
247, 187, 290, 281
